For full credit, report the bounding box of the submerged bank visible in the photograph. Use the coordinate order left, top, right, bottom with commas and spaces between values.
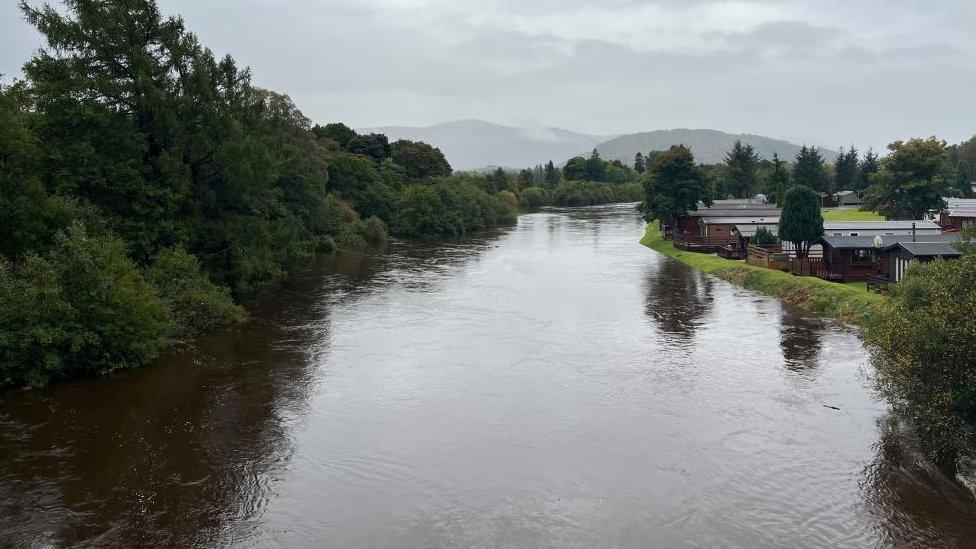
640, 221, 885, 327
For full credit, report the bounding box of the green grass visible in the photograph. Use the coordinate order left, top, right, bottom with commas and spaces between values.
821, 208, 885, 221
640, 222, 885, 326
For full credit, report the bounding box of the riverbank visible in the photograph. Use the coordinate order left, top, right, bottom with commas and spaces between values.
640, 222, 885, 326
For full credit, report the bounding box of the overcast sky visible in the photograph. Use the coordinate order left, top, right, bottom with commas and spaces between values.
3, 0, 976, 151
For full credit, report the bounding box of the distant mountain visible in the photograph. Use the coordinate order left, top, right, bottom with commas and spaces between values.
595, 129, 838, 165
360, 119, 613, 171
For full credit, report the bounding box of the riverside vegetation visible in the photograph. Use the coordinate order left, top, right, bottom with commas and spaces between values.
0, 0, 520, 387
640, 141, 976, 475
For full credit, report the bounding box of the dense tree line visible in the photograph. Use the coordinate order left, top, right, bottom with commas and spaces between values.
0, 0, 514, 387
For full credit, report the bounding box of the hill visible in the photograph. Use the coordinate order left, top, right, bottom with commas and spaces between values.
596, 129, 838, 165
360, 119, 612, 171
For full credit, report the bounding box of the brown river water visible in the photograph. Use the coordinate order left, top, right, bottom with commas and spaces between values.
2, 204, 976, 547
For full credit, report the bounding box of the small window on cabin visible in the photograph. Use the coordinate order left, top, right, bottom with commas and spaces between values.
833, 232, 842, 236
850, 232, 859, 236
852, 249, 873, 261
885, 232, 894, 235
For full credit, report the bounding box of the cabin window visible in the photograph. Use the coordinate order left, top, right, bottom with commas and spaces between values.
884, 232, 894, 235
852, 249, 873, 261
849, 232, 859, 236
833, 232, 842, 236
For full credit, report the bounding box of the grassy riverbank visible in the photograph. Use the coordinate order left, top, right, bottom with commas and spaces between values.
640, 222, 885, 326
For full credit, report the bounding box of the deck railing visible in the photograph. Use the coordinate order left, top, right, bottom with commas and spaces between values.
867, 274, 893, 293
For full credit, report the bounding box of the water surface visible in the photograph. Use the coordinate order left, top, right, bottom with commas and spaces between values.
2, 204, 975, 547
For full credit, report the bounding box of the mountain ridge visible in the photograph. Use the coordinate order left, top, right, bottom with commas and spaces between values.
360, 120, 838, 170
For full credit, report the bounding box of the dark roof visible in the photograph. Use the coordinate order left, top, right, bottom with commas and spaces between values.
689, 208, 782, 218
896, 241, 963, 257
701, 216, 779, 225
817, 234, 960, 250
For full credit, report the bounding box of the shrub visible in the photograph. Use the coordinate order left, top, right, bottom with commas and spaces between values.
518, 187, 549, 210
0, 224, 173, 387
863, 252, 976, 471
390, 180, 517, 237
753, 226, 777, 247
498, 190, 518, 210
145, 247, 245, 337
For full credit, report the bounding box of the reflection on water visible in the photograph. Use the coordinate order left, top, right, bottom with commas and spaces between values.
779, 312, 824, 370
644, 260, 714, 342
2, 203, 976, 547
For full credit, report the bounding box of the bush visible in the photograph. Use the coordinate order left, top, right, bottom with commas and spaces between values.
550, 181, 642, 207
518, 187, 549, 210
0, 224, 173, 387
753, 226, 777, 246
390, 180, 517, 237
498, 190, 518, 210
145, 247, 245, 337
863, 253, 976, 471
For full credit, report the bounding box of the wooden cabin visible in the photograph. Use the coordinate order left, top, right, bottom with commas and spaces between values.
668, 203, 780, 246
816, 234, 961, 282
833, 190, 865, 207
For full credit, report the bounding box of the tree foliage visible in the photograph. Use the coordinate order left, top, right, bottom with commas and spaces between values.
722, 140, 760, 198
640, 145, 712, 223
778, 185, 824, 258
792, 146, 831, 193
864, 138, 955, 220
763, 153, 791, 206
390, 139, 452, 180
864, 251, 976, 471
833, 145, 861, 191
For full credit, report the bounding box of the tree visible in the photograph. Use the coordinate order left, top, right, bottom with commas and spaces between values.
859, 148, 879, 190
348, 132, 391, 162
792, 146, 830, 193
544, 160, 560, 186
563, 156, 587, 180
753, 226, 777, 247
517, 169, 534, 189
722, 140, 760, 198
864, 138, 955, 220
778, 185, 824, 258
585, 149, 606, 181
634, 152, 646, 174
641, 145, 712, 224
833, 145, 860, 192
390, 139, 451, 179
763, 153, 791, 206
864, 250, 976, 471
312, 122, 357, 149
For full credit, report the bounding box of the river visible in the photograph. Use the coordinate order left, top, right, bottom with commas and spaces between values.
1, 204, 975, 547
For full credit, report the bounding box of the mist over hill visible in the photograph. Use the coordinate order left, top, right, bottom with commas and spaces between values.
361, 120, 612, 171
597, 129, 838, 165
362, 121, 837, 170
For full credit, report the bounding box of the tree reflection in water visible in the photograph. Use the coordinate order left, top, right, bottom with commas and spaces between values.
861, 415, 976, 546
778, 311, 824, 371
644, 258, 714, 343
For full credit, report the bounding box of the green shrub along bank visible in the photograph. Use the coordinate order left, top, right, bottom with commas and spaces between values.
640, 222, 885, 326
511, 182, 643, 211
0, 0, 511, 387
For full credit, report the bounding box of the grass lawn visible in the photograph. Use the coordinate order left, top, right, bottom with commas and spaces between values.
821, 208, 885, 221
640, 221, 885, 326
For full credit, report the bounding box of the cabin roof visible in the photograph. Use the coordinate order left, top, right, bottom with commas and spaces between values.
896, 241, 963, 257
822, 220, 941, 231
818, 234, 959, 250
701, 216, 780, 225
689, 208, 782, 218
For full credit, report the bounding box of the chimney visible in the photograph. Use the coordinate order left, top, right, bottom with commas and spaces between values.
912, 222, 916, 242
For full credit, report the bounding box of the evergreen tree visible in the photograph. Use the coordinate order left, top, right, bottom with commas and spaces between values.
778, 185, 824, 259
722, 140, 760, 198
634, 152, 646, 174
544, 160, 560, 186
585, 149, 606, 181
859, 148, 880, 190
564, 157, 587, 180
833, 145, 860, 192
763, 153, 791, 206
792, 146, 831, 193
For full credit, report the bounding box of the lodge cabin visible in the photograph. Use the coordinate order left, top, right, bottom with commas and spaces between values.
936, 198, 976, 232
833, 190, 865, 207
781, 220, 942, 258
666, 202, 780, 247
816, 234, 961, 282
887, 241, 963, 282
731, 223, 778, 251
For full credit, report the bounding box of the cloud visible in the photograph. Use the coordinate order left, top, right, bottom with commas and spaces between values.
3, 0, 976, 151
